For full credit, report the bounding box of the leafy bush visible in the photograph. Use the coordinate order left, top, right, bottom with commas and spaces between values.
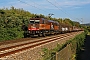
0, 28, 24, 41
41, 32, 86, 60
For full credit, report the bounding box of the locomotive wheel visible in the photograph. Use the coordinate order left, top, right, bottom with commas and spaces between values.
42, 33, 46, 37
38, 34, 42, 37
38, 34, 40, 37
30, 35, 34, 37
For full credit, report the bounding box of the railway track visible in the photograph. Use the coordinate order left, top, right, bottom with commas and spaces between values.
0, 32, 80, 59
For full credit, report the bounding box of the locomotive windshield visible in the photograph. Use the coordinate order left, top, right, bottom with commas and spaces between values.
30, 20, 40, 24
35, 20, 40, 24
30, 20, 34, 24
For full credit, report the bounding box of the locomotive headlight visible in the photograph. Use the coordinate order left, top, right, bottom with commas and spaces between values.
28, 28, 31, 30
36, 31, 37, 33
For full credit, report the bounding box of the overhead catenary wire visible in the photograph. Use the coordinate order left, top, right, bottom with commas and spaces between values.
28, 0, 43, 8
17, 0, 49, 14
46, 0, 75, 19
18, 0, 73, 19
46, 0, 82, 22
46, 0, 69, 16
28, 0, 54, 16
54, 0, 83, 22
54, 0, 72, 16
18, 0, 82, 23
30, 0, 55, 17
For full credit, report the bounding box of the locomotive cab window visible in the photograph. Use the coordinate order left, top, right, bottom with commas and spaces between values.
30, 20, 40, 24
30, 20, 34, 24
35, 20, 40, 24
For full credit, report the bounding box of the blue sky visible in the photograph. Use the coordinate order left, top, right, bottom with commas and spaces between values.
0, 0, 90, 24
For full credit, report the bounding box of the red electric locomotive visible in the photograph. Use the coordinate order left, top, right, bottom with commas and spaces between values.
27, 18, 59, 37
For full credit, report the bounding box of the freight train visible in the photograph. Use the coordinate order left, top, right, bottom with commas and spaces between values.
23, 18, 82, 37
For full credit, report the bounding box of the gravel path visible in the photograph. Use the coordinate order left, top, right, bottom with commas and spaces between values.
78, 35, 90, 60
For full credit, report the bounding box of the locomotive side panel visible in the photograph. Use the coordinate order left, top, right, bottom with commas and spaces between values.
44, 24, 51, 30
54, 26, 59, 30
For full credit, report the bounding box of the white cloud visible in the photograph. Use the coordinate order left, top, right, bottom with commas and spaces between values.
0, 0, 90, 10
54, 0, 90, 8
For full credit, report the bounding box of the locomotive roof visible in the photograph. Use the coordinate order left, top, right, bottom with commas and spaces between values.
41, 18, 46, 20
30, 18, 46, 20
30, 18, 59, 23
48, 20, 59, 24
48, 20, 55, 22
30, 18, 41, 20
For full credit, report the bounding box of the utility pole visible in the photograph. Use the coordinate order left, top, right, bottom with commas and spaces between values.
81, 18, 83, 24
